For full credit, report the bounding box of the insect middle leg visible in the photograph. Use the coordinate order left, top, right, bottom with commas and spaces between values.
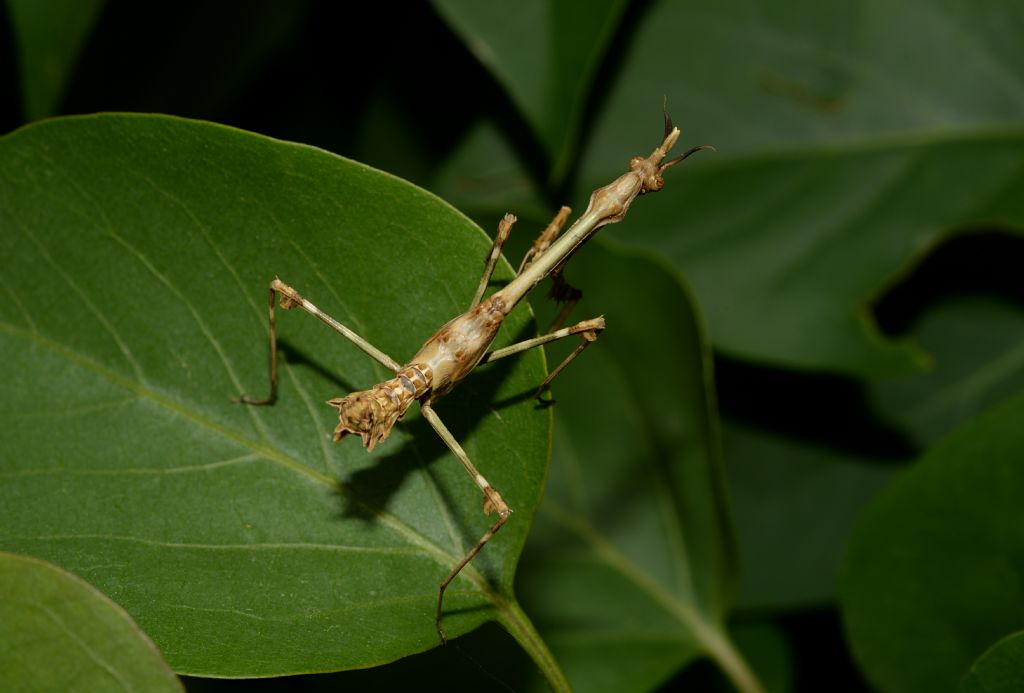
481, 315, 605, 400
239, 277, 401, 405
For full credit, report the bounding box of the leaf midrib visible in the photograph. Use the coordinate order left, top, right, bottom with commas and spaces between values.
540, 502, 719, 643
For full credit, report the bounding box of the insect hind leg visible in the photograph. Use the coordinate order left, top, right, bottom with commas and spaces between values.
420, 404, 511, 644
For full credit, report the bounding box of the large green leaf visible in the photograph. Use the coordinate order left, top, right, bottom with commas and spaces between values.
430, 0, 628, 183
516, 241, 760, 692
579, 0, 1024, 165
5, 0, 106, 121
839, 391, 1024, 692
0, 115, 557, 680
0, 551, 182, 692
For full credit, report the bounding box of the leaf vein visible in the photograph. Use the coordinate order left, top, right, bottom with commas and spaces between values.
22, 533, 425, 554
0, 453, 262, 479
13, 217, 146, 381
0, 322, 478, 580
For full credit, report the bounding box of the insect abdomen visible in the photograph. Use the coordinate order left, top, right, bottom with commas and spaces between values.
327, 364, 432, 451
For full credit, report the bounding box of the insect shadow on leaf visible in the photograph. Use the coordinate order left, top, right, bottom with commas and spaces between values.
332, 349, 529, 525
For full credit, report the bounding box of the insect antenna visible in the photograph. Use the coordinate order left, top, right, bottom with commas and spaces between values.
662, 95, 675, 138
659, 143, 716, 175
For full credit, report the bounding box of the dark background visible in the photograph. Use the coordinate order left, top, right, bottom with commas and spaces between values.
5, 1, 1024, 690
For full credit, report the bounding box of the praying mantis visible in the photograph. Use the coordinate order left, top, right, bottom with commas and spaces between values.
240, 107, 710, 643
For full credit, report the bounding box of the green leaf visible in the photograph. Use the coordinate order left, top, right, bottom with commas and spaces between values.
579, 0, 1024, 166
839, 391, 1024, 692
0, 551, 182, 692
0, 114, 556, 679
516, 241, 760, 692
6, 0, 106, 121
960, 631, 1024, 693
724, 420, 896, 609
431, 0, 629, 182
431, 121, 550, 221
872, 295, 1024, 448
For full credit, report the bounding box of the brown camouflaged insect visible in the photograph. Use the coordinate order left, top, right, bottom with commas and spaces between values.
240, 107, 711, 643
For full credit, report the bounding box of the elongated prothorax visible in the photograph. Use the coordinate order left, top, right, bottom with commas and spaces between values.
493, 125, 695, 311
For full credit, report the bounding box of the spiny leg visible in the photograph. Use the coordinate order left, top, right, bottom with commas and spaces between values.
470, 214, 517, 308
239, 277, 401, 405
420, 403, 510, 645
481, 316, 605, 402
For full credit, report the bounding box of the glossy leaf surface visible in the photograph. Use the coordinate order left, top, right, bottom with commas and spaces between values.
840, 392, 1024, 692
0, 551, 182, 692
0, 114, 551, 677
517, 241, 756, 692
